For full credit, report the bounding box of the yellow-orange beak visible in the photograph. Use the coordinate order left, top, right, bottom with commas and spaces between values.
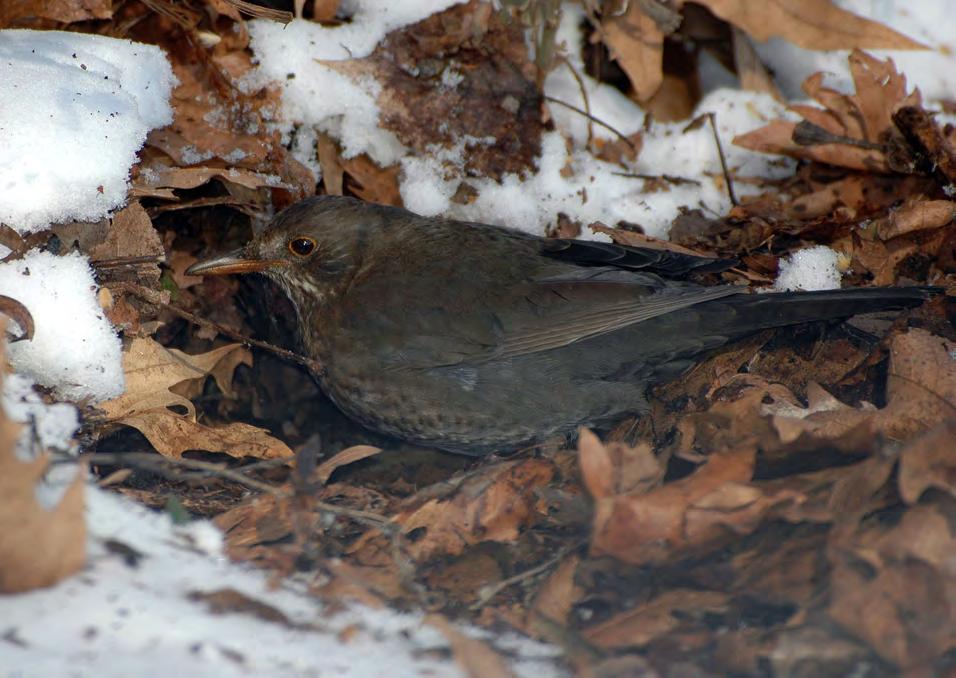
185, 249, 286, 276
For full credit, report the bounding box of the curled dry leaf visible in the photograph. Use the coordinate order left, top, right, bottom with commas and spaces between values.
734, 50, 921, 171
0, 294, 34, 342
312, 445, 383, 485
874, 199, 956, 240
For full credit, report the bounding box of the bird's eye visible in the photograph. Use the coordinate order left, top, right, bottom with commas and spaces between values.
288, 237, 317, 257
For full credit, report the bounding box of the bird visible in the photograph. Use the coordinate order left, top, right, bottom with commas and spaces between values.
187, 195, 936, 456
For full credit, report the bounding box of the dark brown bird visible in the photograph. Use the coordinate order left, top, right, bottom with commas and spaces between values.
187, 196, 934, 455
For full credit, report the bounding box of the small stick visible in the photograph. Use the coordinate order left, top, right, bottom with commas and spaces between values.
611, 172, 701, 186
707, 111, 738, 207
111, 281, 324, 374
545, 95, 638, 153
557, 56, 594, 148
470, 539, 585, 610
81, 451, 392, 527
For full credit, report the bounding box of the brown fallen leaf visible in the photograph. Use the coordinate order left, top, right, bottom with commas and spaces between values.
577, 428, 662, 500
584, 589, 729, 649
99, 337, 251, 421
426, 614, 515, 678
882, 328, 956, 439
340, 154, 402, 206
735, 50, 921, 171
828, 500, 956, 668
313, 445, 383, 485
90, 202, 165, 266
97, 337, 287, 460
601, 1, 665, 102
0, 352, 85, 592
529, 554, 583, 629
1, 0, 111, 25
898, 419, 956, 504
693, 0, 926, 50
353, 459, 554, 561
874, 199, 956, 240
120, 408, 293, 460
316, 132, 345, 196
591, 446, 801, 565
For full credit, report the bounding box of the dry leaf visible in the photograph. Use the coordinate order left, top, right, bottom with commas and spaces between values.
313, 445, 382, 485
370, 459, 554, 561
90, 202, 165, 265
97, 338, 285, 460
693, 0, 926, 50
584, 589, 729, 648
882, 329, 956, 438
121, 408, 293, 460
735, 50, 921, 171
530, 555, 582, 628
426, 614, 515, 678
578, 428, 662, 500
99, 337, 251, 421
0, 334, 85, 592
874, 199, 956, 240
898, 419, 956, 504
602, 2, 665, 102
589, 447, 801, 565
829, 501, 956, 668
0, 0, 111, 25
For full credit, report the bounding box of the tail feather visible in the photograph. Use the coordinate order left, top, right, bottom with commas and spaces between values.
723, 286, 940, 331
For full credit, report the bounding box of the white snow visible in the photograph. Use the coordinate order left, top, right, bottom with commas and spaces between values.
3, 373, 79, 456
0, 29, 175, 232
774, 246, 845, 292
245, 2, 466, 169
752, 0, 956, 104
2, 485, 562, 677
0, 250, 124, 402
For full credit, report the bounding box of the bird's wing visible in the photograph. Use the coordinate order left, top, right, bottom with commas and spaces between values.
342, 272, 743, 369
540, 238, 736, 277
492, 280, 742, 360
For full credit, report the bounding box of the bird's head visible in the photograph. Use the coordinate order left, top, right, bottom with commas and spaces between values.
186, 195, 377, 308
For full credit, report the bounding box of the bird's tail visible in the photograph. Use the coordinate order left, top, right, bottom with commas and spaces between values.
721, 286, 940, 331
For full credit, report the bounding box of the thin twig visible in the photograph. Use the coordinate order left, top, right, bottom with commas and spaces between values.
557, 56, 594, 148
82, 451, 393, 527
611, 172, 701, 186
544, 95, 638, 152
470, 539, 586, 610
706, 111, 738, 206
110, 281, 324, 374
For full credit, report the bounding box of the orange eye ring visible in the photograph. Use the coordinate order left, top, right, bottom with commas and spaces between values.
288, 236, 317, 257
